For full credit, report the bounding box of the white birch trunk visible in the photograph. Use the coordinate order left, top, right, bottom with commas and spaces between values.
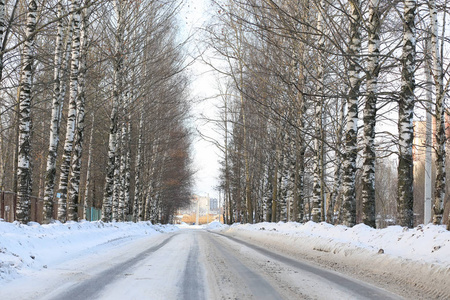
424, 38, 433, 225
271, 143, 280, 222
68, 0, 91, 221
112, 129, 122, 222
145, 192, 151, 222
16, 1, 37, 224
83, 112, 95, 220
312, 0, 326, 223
118, 120, 127, 221
134, 110, 143, 221
124, 121, 131, 220
117, 89, 131, 222
361, 0, 380, 228
58, 18, 74, 125
57, 0, 81, 222
342, 0, 362, 227
329, 99, 345, 224
43, 3, 66, 221
145, 154, 157, 222
296, 13, 308, 221
428, 0, 446, 225
279, 147, 287, 222
397, 0, 416, 228
102, 0, 124, 222
224, 98, 233, 223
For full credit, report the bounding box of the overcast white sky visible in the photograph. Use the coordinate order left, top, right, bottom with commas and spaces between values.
179, 0, 222, 201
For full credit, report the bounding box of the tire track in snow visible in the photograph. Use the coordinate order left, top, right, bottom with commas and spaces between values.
180, 233, 206, 300
212, 232, 401, 300
48, 233, 178, 300
206, 232, 284, 300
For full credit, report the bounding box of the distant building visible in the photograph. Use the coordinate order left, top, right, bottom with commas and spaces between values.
413, 115, 450, 162
210, 198, 218, 212
191, 194, 210, 216
176, 194, 223, 225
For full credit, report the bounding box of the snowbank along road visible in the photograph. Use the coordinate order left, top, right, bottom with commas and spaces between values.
1, 227, 447, 299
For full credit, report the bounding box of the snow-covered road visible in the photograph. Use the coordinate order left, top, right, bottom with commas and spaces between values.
1, 227, 409, 300
209, 231, 402, 299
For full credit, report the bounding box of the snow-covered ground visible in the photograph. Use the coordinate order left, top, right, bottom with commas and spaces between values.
1, 219, 449, 299
207, 221, 450, 298
206, 221, 450, 268
2, 219, 450, 283
0, 220, 178, 282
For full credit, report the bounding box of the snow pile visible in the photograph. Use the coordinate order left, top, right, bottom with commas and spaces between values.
204, 221, 229, 230
226, 221, 450, 267
0, 220, 178, 282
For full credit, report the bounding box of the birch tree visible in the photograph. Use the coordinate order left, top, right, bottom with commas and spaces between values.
428, 0, 446, 225
424, 36, 433, 225
102, 0, 125, 222
16, 0, 37, 224
328, 99, 345, 223
83, 112, 95, 219
43, 2, 67, 221
0, 0, 192, 224
57, 0, 82, 222
342, 0, 362, 227
397, 0, 416, 228
117, 118, 129, 221
134, 109, 143, 221
67, 0, 92, 221
311, 0, 326, 223
361, 0, 381, 228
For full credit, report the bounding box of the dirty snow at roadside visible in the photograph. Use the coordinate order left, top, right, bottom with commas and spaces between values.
206, 221, 450, 268
0, 220, 178, 282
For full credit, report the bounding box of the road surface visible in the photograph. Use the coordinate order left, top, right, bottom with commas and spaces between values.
1, 228, 407, 300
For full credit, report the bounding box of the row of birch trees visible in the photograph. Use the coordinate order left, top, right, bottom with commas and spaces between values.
208, 0, 450, 229
0, 0, 193, 224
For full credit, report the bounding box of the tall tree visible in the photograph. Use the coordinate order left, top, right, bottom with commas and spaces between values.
83, 112, 95, 220
361, 0, 381, 228
397, 0, 416, 228
311, 0, 326, 223
424, 36, 433, 225
57, 0, 82, 222
102, 0, 125, 222
428, 0, 446, 225
134, 109, 143, 221
16, 0, 38, 224
43, 2, 67, 221
342, 0, 362, 227
67, 0, 92, 221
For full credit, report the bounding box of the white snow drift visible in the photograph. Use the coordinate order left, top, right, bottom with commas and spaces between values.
0, 220, 178, 282
207, 221, 450, 268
